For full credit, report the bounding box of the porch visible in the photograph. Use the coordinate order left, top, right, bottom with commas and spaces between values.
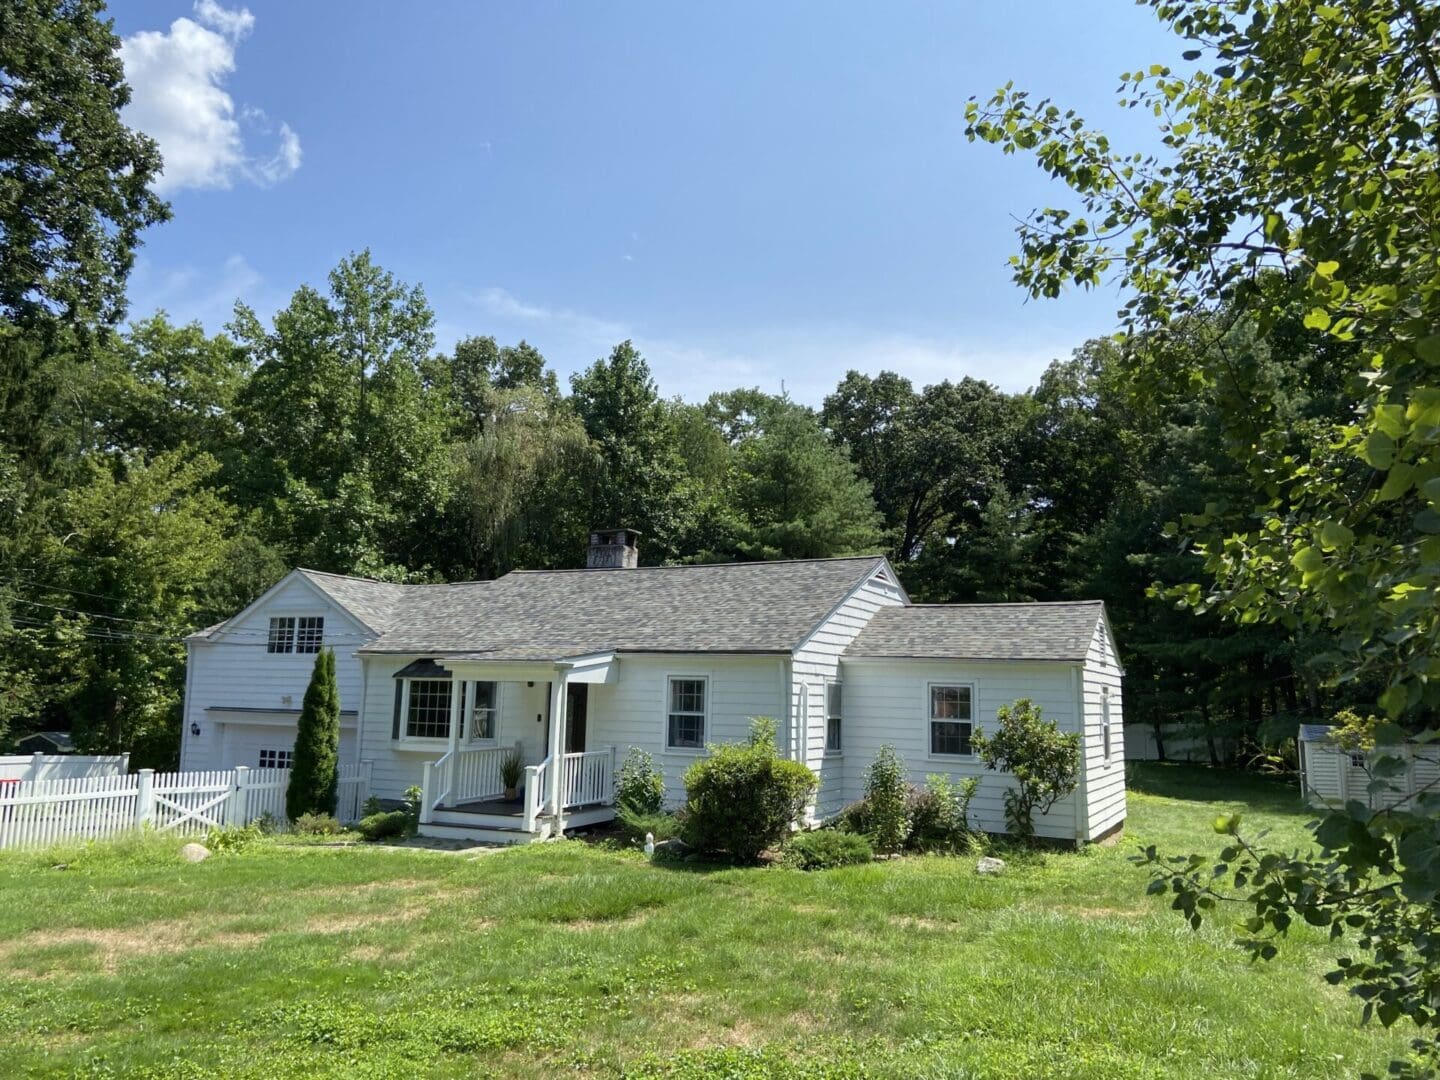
411, 653, 620, 844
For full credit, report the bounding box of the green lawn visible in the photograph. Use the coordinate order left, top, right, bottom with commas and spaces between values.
0, 764, 1412, 1078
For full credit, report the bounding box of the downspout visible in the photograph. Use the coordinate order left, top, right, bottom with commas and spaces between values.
782, 656, 796, 760
180, 639, 197, 771
352, 652, 369, 775
1072, 663, 1089, 845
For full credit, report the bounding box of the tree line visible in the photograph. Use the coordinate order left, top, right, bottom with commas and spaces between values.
0, 0, 1380, 769
0, 242, 1368, 765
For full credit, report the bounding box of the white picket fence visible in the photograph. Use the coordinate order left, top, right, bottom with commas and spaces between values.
0, 761, 373, 851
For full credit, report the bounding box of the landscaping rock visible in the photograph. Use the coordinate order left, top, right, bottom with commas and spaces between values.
180, 842, 211, 863
975, 856, 1006, 876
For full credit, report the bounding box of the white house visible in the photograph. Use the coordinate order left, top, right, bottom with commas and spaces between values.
182, 529, 1126, 845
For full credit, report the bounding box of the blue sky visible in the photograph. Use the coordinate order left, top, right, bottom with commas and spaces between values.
113, 1, 1181, 403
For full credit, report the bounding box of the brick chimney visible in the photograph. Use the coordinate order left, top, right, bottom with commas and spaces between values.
585, 528, 640, 569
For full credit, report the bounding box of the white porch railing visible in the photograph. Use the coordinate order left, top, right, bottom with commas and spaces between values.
421, 741, 526, 824
523, 757, 550, 833
452, 741, 524, 805
561, 747, 615, 810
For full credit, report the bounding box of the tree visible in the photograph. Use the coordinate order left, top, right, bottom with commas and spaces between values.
0, 0, 167, 330
967, 0, 1440, 1067
17, 451, 236, 763
287, 648, 340, 819
965, 0, 1440, 720
728, 396, 882, 560
569, 341, 694, 561
972, 699, 1080, 840
231, 252, 454, 576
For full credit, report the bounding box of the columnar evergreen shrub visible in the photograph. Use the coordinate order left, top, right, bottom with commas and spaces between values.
973, 698, 1080, 840
286, 649, 341, 820
681, 717, 817, 862
616, 746, 666, 814
863, 744, 910, 853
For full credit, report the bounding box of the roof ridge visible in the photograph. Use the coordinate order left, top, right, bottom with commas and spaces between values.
506, 554, 886, 575
898, 600, 1104, 609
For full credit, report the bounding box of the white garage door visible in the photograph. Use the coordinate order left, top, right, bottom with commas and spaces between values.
218, 722, 356, 772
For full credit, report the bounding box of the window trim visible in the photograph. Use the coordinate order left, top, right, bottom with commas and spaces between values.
467, 681, 501, 745
265, 615, 325, 655
664, 674, 709, 753
925, 681, 976, 760
824, 679, 843, 756
397, 678, 461, 746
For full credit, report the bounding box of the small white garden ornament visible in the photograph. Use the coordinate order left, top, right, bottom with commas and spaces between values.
643, 832, 655, 856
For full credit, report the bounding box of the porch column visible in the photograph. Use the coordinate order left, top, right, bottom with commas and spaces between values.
445, 678, 463, 806
547, 671, 568, 823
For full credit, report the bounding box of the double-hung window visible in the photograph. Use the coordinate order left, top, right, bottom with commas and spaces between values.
267, 616, 324, 654
825, 682, 843, 753
667, 677, 707, 750
929, 684, 974, 756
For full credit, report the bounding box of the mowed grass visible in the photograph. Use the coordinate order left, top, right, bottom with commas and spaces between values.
0, 764, 1412, 1078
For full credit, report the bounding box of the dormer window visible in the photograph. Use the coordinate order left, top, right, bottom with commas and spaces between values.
267, 616, 324, 654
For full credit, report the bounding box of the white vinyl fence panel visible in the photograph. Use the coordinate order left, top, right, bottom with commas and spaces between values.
0, 754, 130, 782
0, 761, 373, 851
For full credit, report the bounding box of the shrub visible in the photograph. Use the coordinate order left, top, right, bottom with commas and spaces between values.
357, 810, 412, 842
973, 698, 1080, 840
681, 717, 817, 862
906, 774, 980, 854
360, 795, 385, 818
834, 795, 874, 838
784, 830, 873, 870
204, 822, 264, 854
863, 745, 910, 853
287, 648, 341, 820
616, 746, 666, 814
616, 804, 682, 844
293, 812, 341, 836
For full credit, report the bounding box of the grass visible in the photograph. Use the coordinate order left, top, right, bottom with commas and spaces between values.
0, 763, 1413, 1078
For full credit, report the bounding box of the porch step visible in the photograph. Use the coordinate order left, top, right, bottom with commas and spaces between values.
416, 820, 542, 845
430, 808, 528, 829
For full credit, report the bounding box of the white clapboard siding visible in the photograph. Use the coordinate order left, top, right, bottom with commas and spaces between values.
0, 762, 373, 850
840, 657, 1083, 841
1080, 616, 1126, 840
1302, 740, 1440, 810
792, 568, 907, 817
181, 573, 374, 772
586, 655, 788, 807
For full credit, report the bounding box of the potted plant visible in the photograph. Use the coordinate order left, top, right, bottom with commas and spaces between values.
500, 749, 524, 802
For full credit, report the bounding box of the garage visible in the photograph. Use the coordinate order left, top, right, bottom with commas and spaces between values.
204, 707, 358, 771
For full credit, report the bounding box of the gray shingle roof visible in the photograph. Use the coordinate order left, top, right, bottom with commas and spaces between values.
295, 570, 411, 634
844, 601, 1105, 662
358, 556, 888, 658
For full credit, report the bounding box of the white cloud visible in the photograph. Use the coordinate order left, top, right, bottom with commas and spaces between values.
120, 2, 301, 194
457, 287, 1076, 403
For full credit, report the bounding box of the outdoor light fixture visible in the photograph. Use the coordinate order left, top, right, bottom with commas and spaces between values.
190, 722, 201, 737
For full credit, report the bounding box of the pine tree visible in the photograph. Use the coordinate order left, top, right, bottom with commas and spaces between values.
286, 649, 340, 819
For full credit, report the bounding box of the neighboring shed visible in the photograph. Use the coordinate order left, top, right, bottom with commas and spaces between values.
15, 731, 76, 755
1298, 724, 1440, 809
